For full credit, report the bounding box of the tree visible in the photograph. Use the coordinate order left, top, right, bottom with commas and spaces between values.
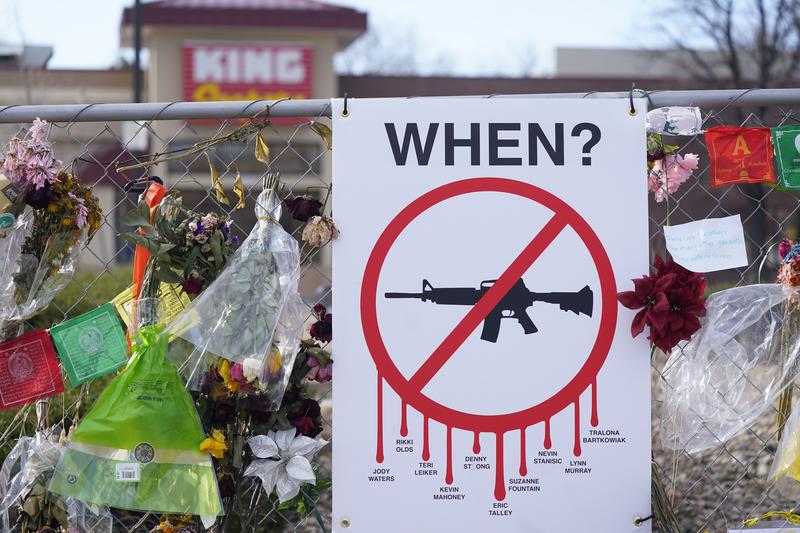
662, 0, 800, 88
334, 25, 420, 76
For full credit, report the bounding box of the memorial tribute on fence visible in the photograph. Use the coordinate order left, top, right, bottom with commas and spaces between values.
332, 97, 652, 532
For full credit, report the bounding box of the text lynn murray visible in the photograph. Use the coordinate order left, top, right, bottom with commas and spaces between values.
384, 122, 603, 167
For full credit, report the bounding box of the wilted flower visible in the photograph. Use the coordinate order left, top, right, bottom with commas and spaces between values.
200, 429, 228, 459
212, 402, 236, 426
306, 357, 332, 383
648, 153, 699, 203
310, 303, 332, 343
218, 472, 235, 498
618, 255, 706, 353
2, 119, 62, 191
778, 239, 800, 286
201, 213, 218, 229
194, 233, 208, 244
285, 196, 323, 222
243, 429, 328, 503
68, 192, 88, 229
181, 276, 204, 295
287, 399, 323, 437
301, 216, 339, 247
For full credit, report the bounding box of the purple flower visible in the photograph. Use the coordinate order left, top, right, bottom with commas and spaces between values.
232, 235, 240, 246
306, 357, 332, 383
230, 363, 244, 383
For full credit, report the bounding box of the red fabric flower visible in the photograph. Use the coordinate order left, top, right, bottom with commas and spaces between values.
618, 255, 706, 353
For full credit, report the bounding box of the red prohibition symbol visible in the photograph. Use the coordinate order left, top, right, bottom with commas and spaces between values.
360, 177, 618, 500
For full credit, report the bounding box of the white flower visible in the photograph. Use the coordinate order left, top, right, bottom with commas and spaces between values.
242, 357, 261, 383
244, 429, 328, 503
188, 221, 198, 232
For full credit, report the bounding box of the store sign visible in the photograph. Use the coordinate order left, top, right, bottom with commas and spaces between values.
182, 41, 313, 103
332, 97, 651, 532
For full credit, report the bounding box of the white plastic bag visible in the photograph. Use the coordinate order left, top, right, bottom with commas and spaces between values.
166, 187, 304, 408
660, 284, 800, 453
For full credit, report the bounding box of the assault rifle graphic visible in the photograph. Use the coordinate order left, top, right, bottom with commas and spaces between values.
385, 279, 593, 343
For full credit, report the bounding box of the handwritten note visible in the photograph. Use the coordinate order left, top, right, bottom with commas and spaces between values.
664, 215, 748, 273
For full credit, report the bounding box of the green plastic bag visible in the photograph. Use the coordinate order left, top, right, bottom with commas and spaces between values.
49, 325, 222, 516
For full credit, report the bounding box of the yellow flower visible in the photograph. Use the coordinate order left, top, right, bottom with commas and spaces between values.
267, 348, 283, 374
200, 429, 228, 459
218, 359, 240, 392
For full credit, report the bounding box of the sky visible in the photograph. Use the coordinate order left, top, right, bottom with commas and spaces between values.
0, 0, 654, 75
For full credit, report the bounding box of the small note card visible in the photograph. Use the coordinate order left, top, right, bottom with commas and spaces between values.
664, 215, 748, 273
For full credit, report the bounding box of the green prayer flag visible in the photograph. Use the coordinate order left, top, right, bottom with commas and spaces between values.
49, 303, 128, 387
772, 125, 800, 189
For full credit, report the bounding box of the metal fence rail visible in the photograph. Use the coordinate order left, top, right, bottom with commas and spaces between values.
2, 90, 800, 532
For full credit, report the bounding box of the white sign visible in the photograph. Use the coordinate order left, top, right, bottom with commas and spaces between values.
664, 215, 748, 273
332, 97, 652, 532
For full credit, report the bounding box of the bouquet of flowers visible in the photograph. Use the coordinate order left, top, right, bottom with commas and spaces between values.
119, 192, 237, 325
0, 120, 102, 341
165, 177, 304, 410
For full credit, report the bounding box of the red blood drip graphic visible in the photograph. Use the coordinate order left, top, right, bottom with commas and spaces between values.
445, 426, 454, 485
495, 432, 506, 501
376, 372, 384, 463
591, 379, 599, 427
519, 427, 528, 477
422, 416, 430, 461
400, 401, 409, 437
544, 418, 552, 450
573, 399, 582, 457
473, 431, 481, 454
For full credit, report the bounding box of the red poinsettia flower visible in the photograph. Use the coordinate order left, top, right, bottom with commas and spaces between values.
618, 255, 706, 353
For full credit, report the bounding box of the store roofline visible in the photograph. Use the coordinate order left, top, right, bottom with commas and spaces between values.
121, 3, 367, 31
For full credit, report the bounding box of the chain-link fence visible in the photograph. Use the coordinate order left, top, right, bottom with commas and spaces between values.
0, 100, 334, 532
2, 90, 800, 532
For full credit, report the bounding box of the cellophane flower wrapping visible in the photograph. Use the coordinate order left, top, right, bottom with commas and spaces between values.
660, 284, 800, 453
768, 396, 800, 496
48, 325, 223, 516
0, 425, 112, 532
165, 188, 304, 409
0, 207, 87, 341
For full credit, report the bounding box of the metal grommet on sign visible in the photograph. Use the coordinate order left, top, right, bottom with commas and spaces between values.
342, 93, 350, 117
629, 82, 638, 116
340, 518, 351, 528
633, 514, 652, 527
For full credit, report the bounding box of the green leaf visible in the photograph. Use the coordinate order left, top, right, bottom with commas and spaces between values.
211, 231, 223, 267
182, 246, 202, 276
119, 232, 159, 253
158, 243, 176, 255
119, 202, 153, 229
155, 266, 184, 284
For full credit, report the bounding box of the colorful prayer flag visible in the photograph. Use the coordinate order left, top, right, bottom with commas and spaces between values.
0, 329, 63, 410
705, 126, 775, 188
49, 303, 129, 387
772, 125, 800, 190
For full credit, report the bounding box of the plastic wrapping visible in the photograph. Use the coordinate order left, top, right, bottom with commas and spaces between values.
48, 325, 223, 516
166, 188, 303, 408
0, 425, 112, 533
0, 207, 87, 341
660, 284, 800, 453
769, 397, 800, 496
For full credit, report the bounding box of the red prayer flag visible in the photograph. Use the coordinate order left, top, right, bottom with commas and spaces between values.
0, 329, 63, 411
706, 126, 775, 188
